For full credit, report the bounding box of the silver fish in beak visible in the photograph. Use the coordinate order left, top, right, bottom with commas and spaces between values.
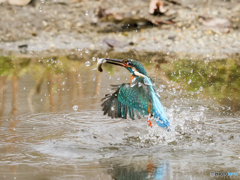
97, 58, 126, 72
97, 58, 106, 72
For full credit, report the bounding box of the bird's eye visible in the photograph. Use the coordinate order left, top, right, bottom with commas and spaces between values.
123, 60, 132, 67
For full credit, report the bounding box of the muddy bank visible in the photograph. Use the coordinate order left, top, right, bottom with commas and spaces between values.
1, 0, 240, 58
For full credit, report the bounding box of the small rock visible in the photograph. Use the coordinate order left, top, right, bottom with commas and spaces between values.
76, 22, 83, 27
32, 32, 37, 36
18, 44, 28, 54
129, 42, 134, 46
91, 17, 98, 25
8, 0, 31, 6
42, 20, 48, 26
202, 18, 231, 28
168, 35, 175, 40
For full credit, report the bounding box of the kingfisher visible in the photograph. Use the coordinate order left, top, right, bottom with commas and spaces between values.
97, 58, 170, 128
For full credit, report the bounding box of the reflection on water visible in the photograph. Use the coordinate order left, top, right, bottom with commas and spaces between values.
0, 55, 240, 180
0, 56, 105, 116
102, 157, 169, 180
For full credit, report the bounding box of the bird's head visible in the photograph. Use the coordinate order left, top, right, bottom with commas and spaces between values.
99, 58, 148, 77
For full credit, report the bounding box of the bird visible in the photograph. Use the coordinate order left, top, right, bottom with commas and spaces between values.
98, 58, 170, 128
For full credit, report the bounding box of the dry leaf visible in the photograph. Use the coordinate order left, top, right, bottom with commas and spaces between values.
103, 38, 124, 48
149, 0, 167, 15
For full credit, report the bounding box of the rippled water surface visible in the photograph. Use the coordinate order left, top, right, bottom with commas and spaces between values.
0, 56, 239, 180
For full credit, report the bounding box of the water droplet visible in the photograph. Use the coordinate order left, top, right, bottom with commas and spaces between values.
38, 6, 43, 12
130, 83, 136, 87
41, 99, 43, 102
92, 57, 96, 61
23, 87, 25, 90
85, 49, 89, 53
173, 88, 176, 93
143, 77, 152, 86
73, 105, 78, 111
111, 107, 114, 111
85, 61, 91, 66
85, 11, 89, 16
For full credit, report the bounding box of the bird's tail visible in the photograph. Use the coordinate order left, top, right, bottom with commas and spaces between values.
151, 93, 170, 128
144, 77, 170, 128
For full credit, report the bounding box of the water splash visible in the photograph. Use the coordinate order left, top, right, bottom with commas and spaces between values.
38, 6, 43, 12
85, 61, 91, 66
72, 105, 78, 111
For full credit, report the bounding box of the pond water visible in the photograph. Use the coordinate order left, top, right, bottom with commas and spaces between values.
0, 56, 239, 180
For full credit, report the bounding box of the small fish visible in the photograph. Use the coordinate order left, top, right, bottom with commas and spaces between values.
97, 58, 106, 72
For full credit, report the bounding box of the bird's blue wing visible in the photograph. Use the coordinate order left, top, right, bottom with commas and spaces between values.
102, 77, 152, 119
101, 77, 170, 128
101, 84, 142, 120
117, 81, 151, 117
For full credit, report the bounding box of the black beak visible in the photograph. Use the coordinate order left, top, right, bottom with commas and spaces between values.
105, 58, 124, 66
97, 58, 127, 72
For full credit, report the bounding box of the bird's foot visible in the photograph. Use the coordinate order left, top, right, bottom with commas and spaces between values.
147, 114, 153, 128
147, 119, 152, 128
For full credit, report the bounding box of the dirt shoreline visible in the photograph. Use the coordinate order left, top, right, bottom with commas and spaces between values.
1, 0, 240, 59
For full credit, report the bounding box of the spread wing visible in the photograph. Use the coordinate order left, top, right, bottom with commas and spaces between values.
101, 77, 153, 120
